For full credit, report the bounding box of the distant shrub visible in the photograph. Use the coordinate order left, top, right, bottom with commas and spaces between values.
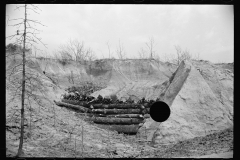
6, 43, 20, 52
66, 81, 105, 95
58, 59, 70, 66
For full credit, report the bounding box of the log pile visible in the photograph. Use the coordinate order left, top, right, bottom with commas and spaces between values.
54, 101, 90, 113
54, 91, 158, 134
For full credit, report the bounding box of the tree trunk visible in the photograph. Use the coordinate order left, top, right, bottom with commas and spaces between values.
92, 108, 146, 115
91, 104, 146, 109
75, 113, 148, 119
17, 4, 27, 157
96, 114, 144, 118
61, 99, 149, 109
54, 100, 90, 113
56, 100, 150, 115
86, 116, 143, 125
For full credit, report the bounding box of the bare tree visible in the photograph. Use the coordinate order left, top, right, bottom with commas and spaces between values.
58, 39, 96, 62
85, 47, 96, 61
116, 40, 126, 59
174, 45, 181, 65
174, 45, 192, 65
138, 37, 159, 60
60, 49, 73, 62
145, 37, 156, 59
138, 48, 147, 59
6, 4, 48, 157
181, 48, 192, 60
106, 41, 113, 59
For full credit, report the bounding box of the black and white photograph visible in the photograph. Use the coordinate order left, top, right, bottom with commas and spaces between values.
6, 4, 233, 158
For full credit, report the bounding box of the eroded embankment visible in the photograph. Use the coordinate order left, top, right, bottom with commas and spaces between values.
30, 58, 177, 100
138, 60, 233, 145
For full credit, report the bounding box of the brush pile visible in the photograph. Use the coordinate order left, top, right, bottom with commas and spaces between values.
54, 89, 159, 134
66, 81, 106, 96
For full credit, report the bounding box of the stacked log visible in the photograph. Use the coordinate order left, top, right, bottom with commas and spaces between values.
54, 95, 153, 134
92, 108, 143, 114
61, 99, 150, 108
97, 114, 143, 118
54, 100, 90, 113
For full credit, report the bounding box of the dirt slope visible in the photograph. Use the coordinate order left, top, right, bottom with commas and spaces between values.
30, 58, 177, 100
138, 60, 233, 145
191, 60, 233, 121
91, 59, 177, 100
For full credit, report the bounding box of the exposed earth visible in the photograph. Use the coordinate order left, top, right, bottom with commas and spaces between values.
6, 54, 233, 158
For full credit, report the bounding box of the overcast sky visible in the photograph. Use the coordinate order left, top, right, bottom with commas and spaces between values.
6, 4, 233, 63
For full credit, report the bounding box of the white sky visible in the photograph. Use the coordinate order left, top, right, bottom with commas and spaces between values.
6, 4, 233, 63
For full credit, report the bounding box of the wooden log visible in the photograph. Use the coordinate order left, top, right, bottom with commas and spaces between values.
54, 101, 90, 113
56, 100, 150, 115
92, 108, 143, 114
96, 114, 144, 119
91, 104, 145, 109
75, 113, 145, 120
142, 108, 150, 114
61, 99, 90, 108
86, 116, 143, 124
92, 108, 149, 114
61, 99, 148, 109
97, 124, 140, 134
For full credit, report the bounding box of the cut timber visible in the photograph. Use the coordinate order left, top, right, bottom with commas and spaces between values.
91, 104, 146, 109
143, 108, 150, 114
97, 124, 140, 134
54, 101, 90, 113
92, 108, 148, 114
96, 114, 144, 118
61, 99, 90, 108
62, 99, 148, 109
75, 113, 145, 119
87, 116, 143, 124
